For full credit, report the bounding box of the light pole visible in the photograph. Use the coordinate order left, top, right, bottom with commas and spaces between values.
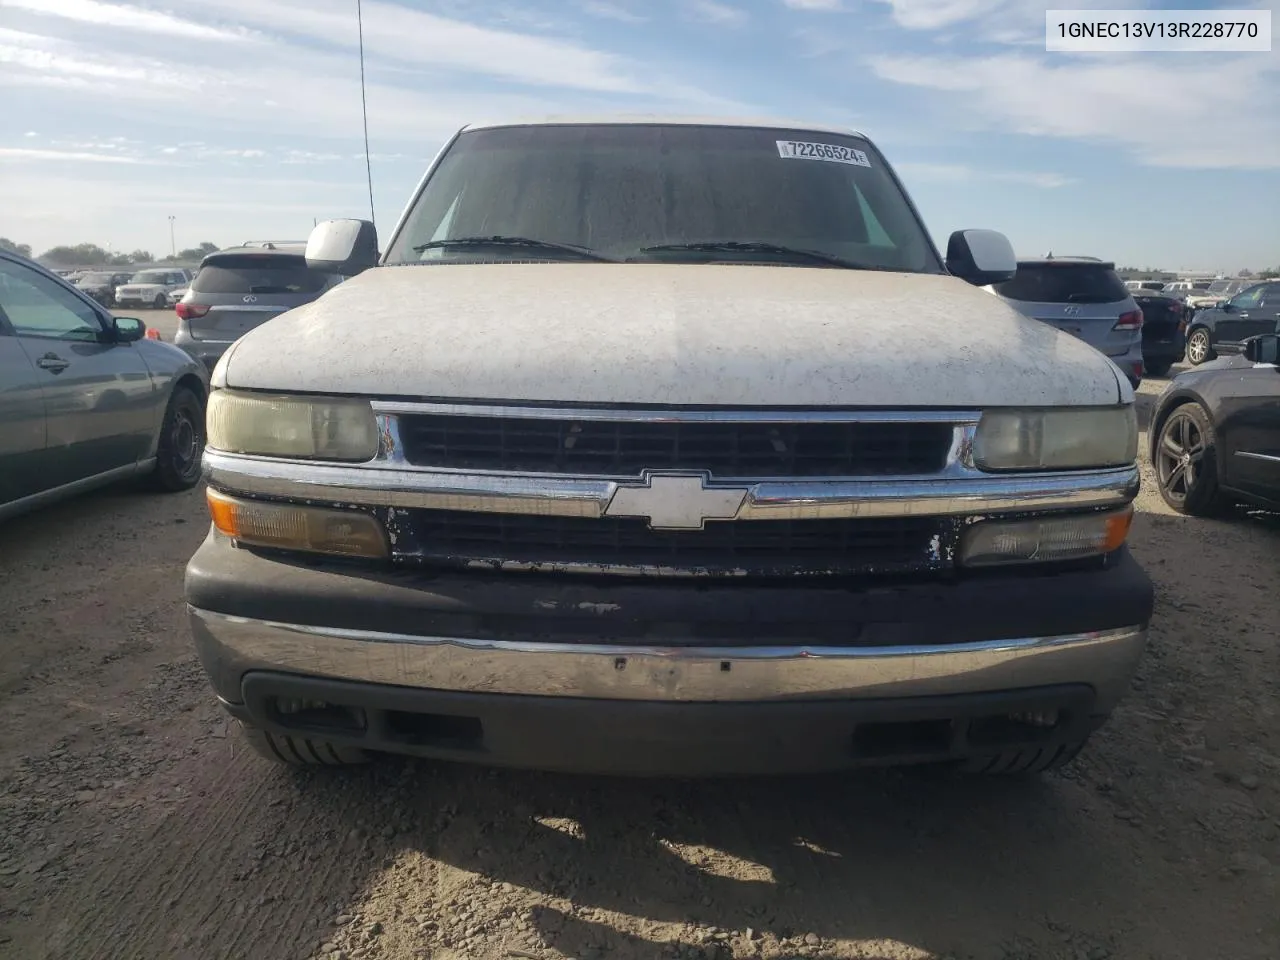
168, 215, 176, 258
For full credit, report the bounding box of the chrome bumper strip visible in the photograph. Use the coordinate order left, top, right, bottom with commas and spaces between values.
203, 449, 1139, 520
190, 607, 1147, 704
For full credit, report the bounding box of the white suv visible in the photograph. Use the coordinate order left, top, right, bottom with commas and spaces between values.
185, 117, 1152, 777
115, 268, 192, 309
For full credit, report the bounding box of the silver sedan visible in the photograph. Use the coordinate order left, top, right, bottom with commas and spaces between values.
0, 250, 209, 521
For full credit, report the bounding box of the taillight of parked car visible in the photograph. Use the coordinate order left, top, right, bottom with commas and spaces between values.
175, 303, 211, 320
1114, 309, 1143, 331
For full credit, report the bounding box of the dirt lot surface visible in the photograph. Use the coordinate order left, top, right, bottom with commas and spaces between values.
1, 375, 1277, 960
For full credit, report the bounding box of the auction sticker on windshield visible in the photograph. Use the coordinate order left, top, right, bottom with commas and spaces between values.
776, 140, 871, 167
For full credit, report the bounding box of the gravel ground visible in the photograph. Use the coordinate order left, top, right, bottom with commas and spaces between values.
0, 373, 1277, 960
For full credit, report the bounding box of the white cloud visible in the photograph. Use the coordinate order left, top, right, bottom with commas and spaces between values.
783, 0, 842, 10
0, 147, 145, 164
2, 0, 256, 41
689, 0, 747, 25
869, 53, 1280, 169
871, 0, 1009, 30
195, 0, 648, 94
578, 0, 645, 22
23, 130, 38, 137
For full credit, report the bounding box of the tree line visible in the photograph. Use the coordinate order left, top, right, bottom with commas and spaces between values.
0, 237, 220, 266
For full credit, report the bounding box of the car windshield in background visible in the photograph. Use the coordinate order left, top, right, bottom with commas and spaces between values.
78, 273, 114, 284
994, 264, 1129, 304
190, 257, 329, 295
132, 271, 169, 284
386, 124, 942, 273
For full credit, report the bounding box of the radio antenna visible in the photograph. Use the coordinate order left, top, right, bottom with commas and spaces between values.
356, 0, 376, 226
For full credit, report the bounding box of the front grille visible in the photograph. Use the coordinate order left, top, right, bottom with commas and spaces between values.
385, 509, 953, 577
396, 414, 954, 478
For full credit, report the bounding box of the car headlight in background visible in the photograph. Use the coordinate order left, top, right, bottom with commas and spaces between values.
206, 489, 388, 558
973, 407, 1137, 471
961, 507, 1133, 567
207, 389, 379, 461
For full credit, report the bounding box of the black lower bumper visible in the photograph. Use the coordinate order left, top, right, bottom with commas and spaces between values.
228, 672, 1102, 776
186, 533, 1153, 650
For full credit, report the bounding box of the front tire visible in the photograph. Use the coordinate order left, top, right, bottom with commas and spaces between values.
239, 723, 369, 766
1186, 327, 1213, 365
148, 385, 205, 491
1154, 402, 1230, 516
152, 293, 167, 309
1145, 360, 1173, 378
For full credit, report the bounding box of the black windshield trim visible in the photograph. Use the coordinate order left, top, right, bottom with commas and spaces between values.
412, 236, 618, 263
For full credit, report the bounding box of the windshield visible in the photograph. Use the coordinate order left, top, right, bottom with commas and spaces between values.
78, 273, 114, 284
386, 124, 942, 273
131, 271, 169, 284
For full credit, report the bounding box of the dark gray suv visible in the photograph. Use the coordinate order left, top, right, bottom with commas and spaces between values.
173, 243, 343, 368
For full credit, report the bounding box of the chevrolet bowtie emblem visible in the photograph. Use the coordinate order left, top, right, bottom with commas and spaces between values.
604, 472, 748, 531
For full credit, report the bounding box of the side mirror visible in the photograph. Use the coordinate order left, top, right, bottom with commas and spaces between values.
945, 229, 1017, 286
1220, 300, 1235, 312
1244, 334, 1279, 365
305, 219, 378, 276
112, 317, 146, 342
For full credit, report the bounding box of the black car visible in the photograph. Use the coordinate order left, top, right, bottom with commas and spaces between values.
1132, 288, 1186, 377
1149, 335, 1280, 515
1184, 280, 1280, 366
73, 271, 132, 308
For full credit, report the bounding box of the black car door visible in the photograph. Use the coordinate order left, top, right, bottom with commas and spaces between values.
1218, 359, 1280, 502
1214, 283, 1276, 346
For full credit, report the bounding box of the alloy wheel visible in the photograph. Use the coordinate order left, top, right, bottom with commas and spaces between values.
1156, 410, 1206, 503
1187, 330, 1209, 364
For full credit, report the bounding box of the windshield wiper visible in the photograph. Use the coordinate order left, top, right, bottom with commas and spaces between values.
412, 235, 617, 263
636, 241, 879, 270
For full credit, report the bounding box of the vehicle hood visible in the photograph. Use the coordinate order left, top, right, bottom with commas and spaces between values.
223, 264, 1125, 407
119, 282, 165, 291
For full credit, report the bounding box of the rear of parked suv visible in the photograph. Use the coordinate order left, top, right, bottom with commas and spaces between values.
988, 259, 1145, 388
174, 246, 342, 369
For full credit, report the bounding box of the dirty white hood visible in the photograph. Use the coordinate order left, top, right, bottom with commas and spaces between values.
224, 264, 1124, 407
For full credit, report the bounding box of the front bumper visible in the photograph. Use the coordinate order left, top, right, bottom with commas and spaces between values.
187, 532, 1151, 774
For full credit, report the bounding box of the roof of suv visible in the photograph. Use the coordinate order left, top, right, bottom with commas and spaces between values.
462, 115, 867, 138
202, 243, 307, 264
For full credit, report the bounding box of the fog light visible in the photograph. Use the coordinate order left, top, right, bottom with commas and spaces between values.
207, 489, 388, 558
960, 507, 1132, 567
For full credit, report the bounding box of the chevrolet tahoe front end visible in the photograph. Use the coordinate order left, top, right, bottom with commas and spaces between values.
185, 118, 1152, 776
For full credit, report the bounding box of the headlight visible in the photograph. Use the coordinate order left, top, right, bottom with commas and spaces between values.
207, 389, 378, 461
973, 407, 1137, 471
961, 507, 1133, 567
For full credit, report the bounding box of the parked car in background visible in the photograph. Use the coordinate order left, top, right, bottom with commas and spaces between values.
187, 116, 1152, 778
1186, 278, 1250, 314
1132, 287, 1187, 377
1184, 281, 1280, 365
173, 243, 342, 369
166, 271, 198, 307
1165, 280, 1214, 297
0, 250, 208, 521
116, 268, 192, 309
987, 257, 1145, 387
1150, 335, 1280, 514
1125, 280, 1166, 292
73, 271, 132, 308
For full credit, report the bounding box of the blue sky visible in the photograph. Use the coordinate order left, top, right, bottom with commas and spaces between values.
1, 0, 1276, 271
